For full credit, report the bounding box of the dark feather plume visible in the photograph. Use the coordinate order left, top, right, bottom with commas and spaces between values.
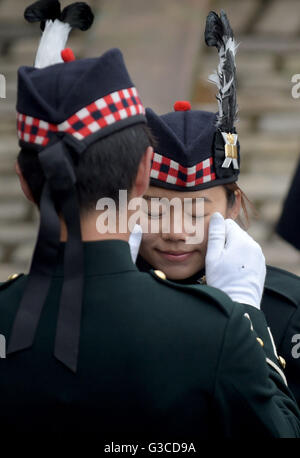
205, 11, 224, 50
204, 10, 238, 133
61, 2, 94, 31
24, 0, 61, 23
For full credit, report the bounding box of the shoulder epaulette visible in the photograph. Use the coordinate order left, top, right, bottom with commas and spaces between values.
0, 273, 24, 292
150, 269, 233, 318
265, 265, 300, 307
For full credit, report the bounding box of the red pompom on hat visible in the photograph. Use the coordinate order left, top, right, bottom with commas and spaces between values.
61, 48, 76, 63
173, 100, 191, 112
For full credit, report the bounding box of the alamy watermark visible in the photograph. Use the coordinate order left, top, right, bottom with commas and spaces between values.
0, 74, 6, 99
0, 334, 6, 359
291, 74, 300, 98
291, 334, 300, 359
96, 191, 205, 244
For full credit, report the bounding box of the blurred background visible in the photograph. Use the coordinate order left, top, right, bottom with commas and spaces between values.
0, 0, 299, 279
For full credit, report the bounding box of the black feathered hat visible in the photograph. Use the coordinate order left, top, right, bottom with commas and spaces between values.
147, 10, 240, 192
7, 2, 146, 373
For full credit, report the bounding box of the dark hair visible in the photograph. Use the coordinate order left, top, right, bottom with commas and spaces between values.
18, 123, 155, 213
224, 182, 257, 229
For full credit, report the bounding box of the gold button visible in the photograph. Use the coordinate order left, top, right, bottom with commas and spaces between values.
7, 273, 19, 281
154, 270, 166, 280
278, 356, 286, 370
200, 275, 206, 285
256, 337, 264, 347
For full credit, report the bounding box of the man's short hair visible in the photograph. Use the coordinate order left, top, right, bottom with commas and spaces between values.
18, 123, 155, 213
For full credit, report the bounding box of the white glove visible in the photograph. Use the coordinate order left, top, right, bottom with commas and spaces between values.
129, 224, 143, 263
205, 212, 266, 309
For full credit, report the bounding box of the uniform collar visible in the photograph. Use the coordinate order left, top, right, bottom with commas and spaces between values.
174, 269, 206, 285
54, 239, 137, 277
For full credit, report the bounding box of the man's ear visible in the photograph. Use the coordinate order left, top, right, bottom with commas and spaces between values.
227, 190, 241, 220
15, 160, 35, 203
131, 146, 152, 198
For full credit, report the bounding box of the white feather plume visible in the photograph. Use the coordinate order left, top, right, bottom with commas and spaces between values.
35, 19, 71, 69
208, 38, 238, 99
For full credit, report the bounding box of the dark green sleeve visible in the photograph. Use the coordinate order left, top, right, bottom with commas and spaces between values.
213, 304, 300, 438
241, 304, 285, 367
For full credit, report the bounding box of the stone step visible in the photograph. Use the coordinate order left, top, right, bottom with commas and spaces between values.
0, 26, 37, 61
212, 0, 261, 35
262, 234, 300, 276
254, 0, 300, 36
0, 137, 19, 155
0, 176, 23, 200
247, 157, 298, 176
5, 85, 17, 101
0, 0, 38, 19
10, 241, 34, 271
239, 73, 291, 92
238, 90, 297, 115
284, 53, 300, 75
0, 201, 29, 222
259, 201, 283, 226
10, 35, 87, 65
239, 36, 300, 53
246, 219, 272, 244
0, 155, 15, 175
242, 135, 300, 159
245, 221, 300, 277
0, 102, 17, 117
0, 222, 37, 247
238, 173, 292, 203
0, 62, 19, 77
0, 120, 17, 136
258, 112, 300, 133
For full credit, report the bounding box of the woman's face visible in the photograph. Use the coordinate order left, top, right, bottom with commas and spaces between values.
139, 185, 241, 280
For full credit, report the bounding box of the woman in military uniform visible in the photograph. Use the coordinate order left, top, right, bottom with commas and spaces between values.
134, 11, 300, 407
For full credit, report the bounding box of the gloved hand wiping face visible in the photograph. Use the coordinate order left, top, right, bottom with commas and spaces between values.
205, 212, 266, 309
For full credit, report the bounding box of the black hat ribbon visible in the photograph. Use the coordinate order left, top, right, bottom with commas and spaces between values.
7, 136, 84, 372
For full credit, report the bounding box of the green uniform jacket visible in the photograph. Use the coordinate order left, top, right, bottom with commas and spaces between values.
262, 265, 300, 407
0, 241, 299, 437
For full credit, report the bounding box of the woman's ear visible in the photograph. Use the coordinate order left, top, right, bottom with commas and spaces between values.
15, 160, 35, 203
226, 189, 241, 220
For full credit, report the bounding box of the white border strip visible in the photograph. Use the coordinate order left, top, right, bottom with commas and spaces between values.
266, 357, 288, 386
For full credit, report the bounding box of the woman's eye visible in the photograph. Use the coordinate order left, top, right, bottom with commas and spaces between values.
190, 213, 208, 220
147, 211, 163, 218
144, 203, 167, 218
142, 205, 164, 218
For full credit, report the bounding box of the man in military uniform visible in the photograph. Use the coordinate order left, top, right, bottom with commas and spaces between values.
276, 157, 300, 251
0, 5, 300, 437
135, 10, 300, 409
